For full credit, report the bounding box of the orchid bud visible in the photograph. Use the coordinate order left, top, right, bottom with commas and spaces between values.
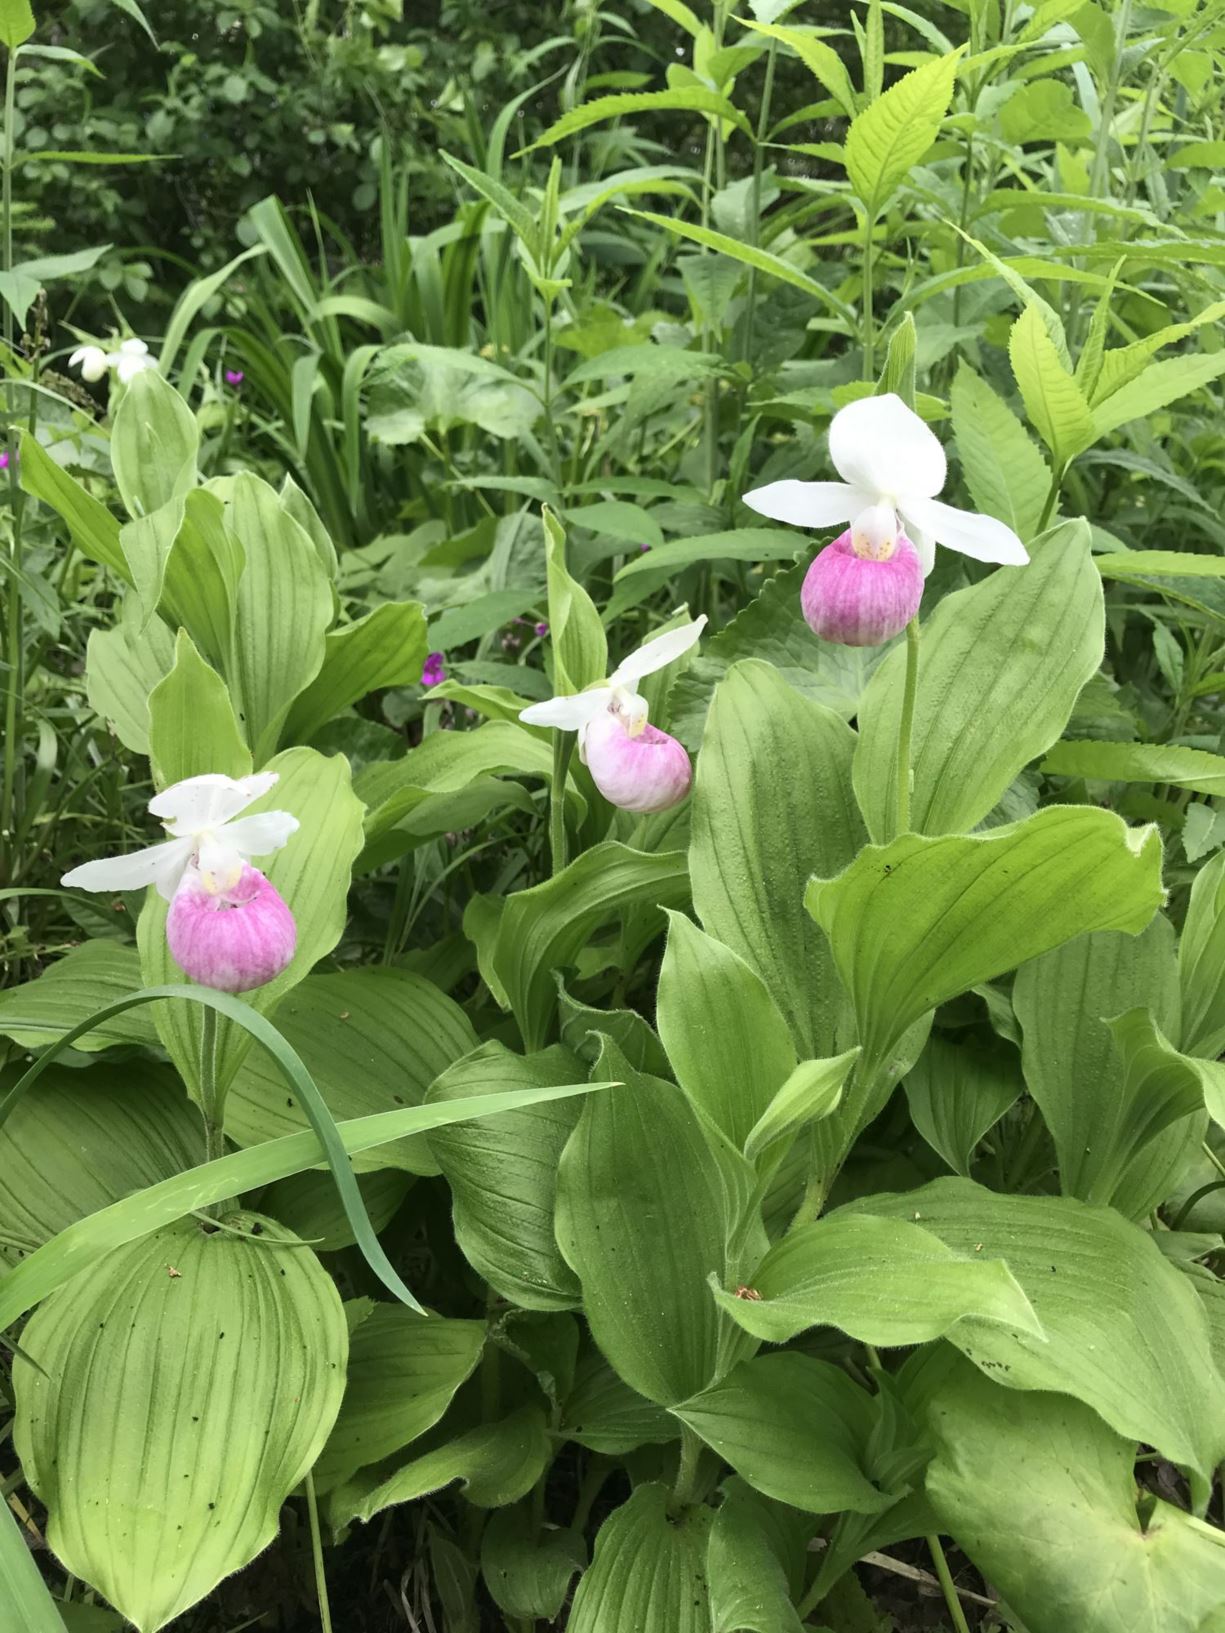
582, 712, 693, 814
166, 865, 296, 994
800, 527, 924, 648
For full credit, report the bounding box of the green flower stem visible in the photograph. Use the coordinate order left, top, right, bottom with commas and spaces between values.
861, 209, 878, 377
305, 1473, 333, 1633
550, 733, 574, 877
927, 1534, 972, 1633
894, 618, 921, 837
670, 1425, 703, 1513
198, 1004, 225, 1175
0, 42, 21, 885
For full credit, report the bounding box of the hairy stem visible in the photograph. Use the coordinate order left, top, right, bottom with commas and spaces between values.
550, 734, 574, 876
894, 618, 921, 837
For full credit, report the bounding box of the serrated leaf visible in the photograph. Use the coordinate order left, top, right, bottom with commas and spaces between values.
1042, 738, 1225, 796
526, 88, 751, 152
844, 50, 962, 216
1091, 350, 1225, 440
1009, 303, 1095, 463
740, 19, 857, 116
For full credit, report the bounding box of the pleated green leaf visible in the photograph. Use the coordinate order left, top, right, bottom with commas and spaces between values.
903, 1034, 1022, 1178
226, 968, 476, 1175
691, 660, 864, 1059
714, 1213, 1040, 1348
1013, 917, 1190, 1213
850, 1178, 1225, 1481
18, 429, 128, 577
147, 629, 250, 789
330, 1406, 552, 1528
0, 1501, 69, 1633
656, 910, 797, 1148
707, 1477, 809, 1633
853, 521, 1104, 839
0, 1062, 199, 1263
110, 371, 199, 521
926, 1357, 1225, 1633
805, 805, 1164, 1076
568, 1483, 714, 1633
314, 1306, 485, 1493
484, 842, 690, 1051
281, 600, 428, 747
674, 1353, 888, 1516
481, 1505, 586, 1624
13, 1213, 347, 1633
225, 473, 333, 762
556, 1040, 760, 1407
0, 942, 156, 1051
559, 1347, 675, 1453
544, 506, 606, 696
1180, 849, 1225, 1059
138, 746, 366, 1101
427, 1040, 585, 1310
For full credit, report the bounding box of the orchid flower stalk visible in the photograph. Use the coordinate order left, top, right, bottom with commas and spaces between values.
521, 616, 707, 826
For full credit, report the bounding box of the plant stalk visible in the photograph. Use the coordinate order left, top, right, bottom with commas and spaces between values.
199, 1006, 225, 1172
927, 1534, 972, 1633
670, 1426, 703, 1512
894, 618, 921, 837
305, 1473, 333, 1633
549, 734, 574, 876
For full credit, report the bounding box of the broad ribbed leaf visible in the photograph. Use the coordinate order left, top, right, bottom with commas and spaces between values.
568, 1484, 714, 1633
692, 661, 864, 1058
1009, 303, 1095, 462
744, 1050, 858, 1163
110, 371, 199, 520
226, 473, 332, 761
485, 842, 689, 1050
556, 1041, 758, 1406
624, 209, 849, 317
226, 968, 476, 1174
714, 1213, 1039, 1347
656, 911, 797, 1148
1181, 850, 1225, 1059
950, 362, 1050, 541
675, 1353, 888, 1515
851, 1178, 1225, 1480
147, 629, 250, 789
330, 1407, 551, 1528
18, 430, 128, 576
1013, 917, 1187, 1212
481, 1506, 585, 1624
844, 51, 961, 215
138, 746, 366, 1101
544, 507, 606, 695
927, 1358, 1225, 1633
805, 806, 1164, 1075
0, 942, 155, 1051
85, 602, 174, 754
560, 1348, 675, 1453
281, 601, 427, 746
314, 1307, 484, 1492
0, 1502, 68, 1633
0, 1063, 199, 1264
13, 1214, 346, 1633
903, 1035, 1022, 1178
427, 1041, 585, 1309
853, 521, 1104, 839
708, 1478, 809, 1633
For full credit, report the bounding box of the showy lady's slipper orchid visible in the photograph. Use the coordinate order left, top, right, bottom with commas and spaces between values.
69, 338, 157, 386
69, 344, 109, 383
520, 617, 706, 813
742, 393, 1029, 646
61, 773, 299, 993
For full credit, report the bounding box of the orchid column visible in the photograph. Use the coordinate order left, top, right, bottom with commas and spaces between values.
744, 393, 1029, 834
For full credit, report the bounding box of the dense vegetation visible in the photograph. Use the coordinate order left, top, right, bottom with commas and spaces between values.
3, 0, 1225, 1630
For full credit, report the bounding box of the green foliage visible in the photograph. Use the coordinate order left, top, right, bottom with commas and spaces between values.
6, 0, 1225, 1627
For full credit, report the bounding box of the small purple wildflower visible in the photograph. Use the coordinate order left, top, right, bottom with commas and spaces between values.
639, 542, 651, 553
225, 369, 245, 387
422, 651, 446, 688
0, 451, 9, 471
534, 621, 549, 638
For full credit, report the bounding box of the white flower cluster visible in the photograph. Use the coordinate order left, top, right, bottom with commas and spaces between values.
68, 337, 157, 386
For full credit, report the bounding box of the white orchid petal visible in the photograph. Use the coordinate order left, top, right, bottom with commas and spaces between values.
62, 836, 194, 901
828, 393, 946, 502
218, 810, 300, 859
118, 338, 149, 356
520, 689, 614, 732
741, 479, 863, 530
149, 772, 278, 834
906, 522, 937, 577
609, 616, 707, 686
69, 345, 109, 383
900, 497, 1029, 567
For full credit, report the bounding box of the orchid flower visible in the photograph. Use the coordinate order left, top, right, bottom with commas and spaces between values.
69, 344, 109, 384
520, 616, 706, 813
61, 774, 299, 993
743, 393, 1028, 578
112, 338, 156, 384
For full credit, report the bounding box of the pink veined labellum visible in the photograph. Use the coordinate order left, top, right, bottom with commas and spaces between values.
800, 519, 925, 648
519, 616, 707, 815
167, 864, 297, 994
